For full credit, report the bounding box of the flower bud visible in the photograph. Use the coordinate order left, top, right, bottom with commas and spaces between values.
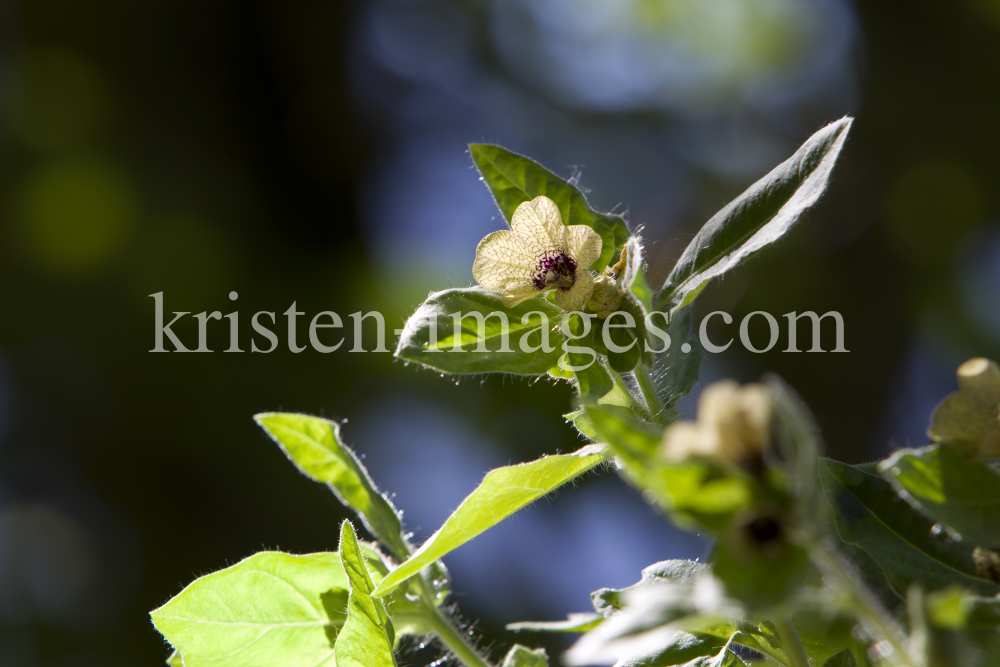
586, 274, 624, 319
928, 357, 1000, 462
661, 380, 773, 467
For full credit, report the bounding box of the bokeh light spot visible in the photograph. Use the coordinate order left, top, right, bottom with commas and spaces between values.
18, 160, 135, 273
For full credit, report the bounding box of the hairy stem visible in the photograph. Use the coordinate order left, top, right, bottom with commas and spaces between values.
426, 604, 494, 667
811, 542, 918, 667
632, 365, 667, 425
773, 617, 811, 667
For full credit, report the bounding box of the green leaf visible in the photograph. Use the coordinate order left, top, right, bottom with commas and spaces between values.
150, 551, 350, 667
501, 644, 549, 667
507, 613, 604, 634
255, 413, 409, 559
395, 287, 567, 375
564, 314, 614, 401
564, 408, 599, 441
583, 404, 661, 472
822, 649, 858, 667
372, 445, 609, 597
819, 459, 1000, 597
652, 307, 702, 409
879, 444, 1000, 547
656, 117, 853, 314
336, 521, 397, 667
632, 270, 654, 313
470, 143, 630, 272
166, 650, 183, 667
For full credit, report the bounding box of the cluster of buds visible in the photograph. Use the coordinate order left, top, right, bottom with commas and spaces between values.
928, 357, 1000, 462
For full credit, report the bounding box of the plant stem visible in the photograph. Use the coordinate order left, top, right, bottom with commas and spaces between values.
811, 542, 918, 667
633, 366, 667, 424
773, 617, 811, 667
426, 604, 494, 667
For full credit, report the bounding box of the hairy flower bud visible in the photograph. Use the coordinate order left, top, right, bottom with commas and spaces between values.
660, 380, 773, 467
586, 274, 624, 319
928, 357, 1000, 462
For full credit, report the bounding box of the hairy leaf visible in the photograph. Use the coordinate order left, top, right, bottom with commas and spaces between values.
657, 117, 853, 313
470, 143, 630, 271
255, 413, 409, 558
373, 445, 609, 596
396, 287, 567, 375
819, 459, 1000, 597
880, 444, 1000, 548
336, 521, 396, 667
150, 552, 350, 667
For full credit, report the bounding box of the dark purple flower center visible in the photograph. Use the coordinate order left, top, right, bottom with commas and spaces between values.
532, 252, 576, 291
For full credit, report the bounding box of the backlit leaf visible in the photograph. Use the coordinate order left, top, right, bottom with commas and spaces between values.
396, 287, 566, 375
657, 117, 853, 314
150, 552, 349, 667
255, 413, 409, 558
336, 521, 397, 667
372, 445, 609, 596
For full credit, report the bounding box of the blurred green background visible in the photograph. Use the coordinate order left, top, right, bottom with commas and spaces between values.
1, 0, 999, 665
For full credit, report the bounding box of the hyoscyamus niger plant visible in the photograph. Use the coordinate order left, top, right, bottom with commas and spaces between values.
151, 117, 1000, 667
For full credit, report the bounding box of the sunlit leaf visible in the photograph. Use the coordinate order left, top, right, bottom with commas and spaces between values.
150, 552, 349, 667
507, 613, 604, 634
396, 287, 567, 375
879, 444, 1000, 547
583, 404, 661, 471
166, 650, 183, 667
372, 445, 609, 596
657, 117, 853, 314
336, 521, 397, 667
819, 459, 1000, 597
501, 644, 549, 667
255, 413, 409, 558
470, 143, 630, 272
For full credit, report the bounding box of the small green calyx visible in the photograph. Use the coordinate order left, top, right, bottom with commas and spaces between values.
586, 274, 624, 318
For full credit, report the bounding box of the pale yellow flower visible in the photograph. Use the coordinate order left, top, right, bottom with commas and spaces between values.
929, 357, 1000, 462
661, 380, 773, 466
472, 196, 602, 311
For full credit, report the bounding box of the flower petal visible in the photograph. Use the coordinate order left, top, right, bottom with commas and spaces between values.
553, 268, 594, 311
473, 230, 536, 290
502, 281, 544, 308
565, 224, 602, 270
510, 196, 566, 259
